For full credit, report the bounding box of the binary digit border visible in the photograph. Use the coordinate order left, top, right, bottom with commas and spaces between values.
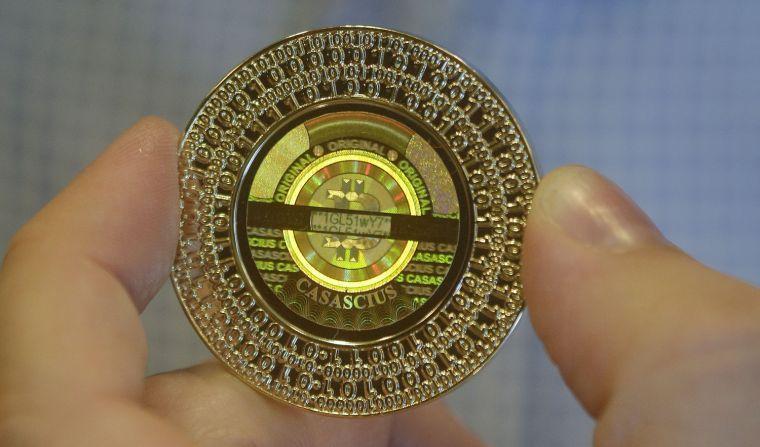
171, 25, 538, 416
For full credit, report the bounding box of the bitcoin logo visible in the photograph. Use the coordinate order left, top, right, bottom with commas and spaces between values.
283, 149, 421, 293
324, 179, 381, 265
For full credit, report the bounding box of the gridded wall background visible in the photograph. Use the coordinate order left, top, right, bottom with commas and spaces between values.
1, 1, 758, 445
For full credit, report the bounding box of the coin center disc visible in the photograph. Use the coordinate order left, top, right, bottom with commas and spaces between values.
283, 149, 421, 293
237, 103, 471, 344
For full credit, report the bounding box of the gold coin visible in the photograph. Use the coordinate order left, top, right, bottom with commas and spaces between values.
172, 25, 538, 415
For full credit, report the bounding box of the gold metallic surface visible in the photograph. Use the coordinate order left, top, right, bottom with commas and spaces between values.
245, 108, 461, 339
172, 25, 538, 416
283, 149, 420, 293
249, 124, 309, 200
405, 133, 459, 215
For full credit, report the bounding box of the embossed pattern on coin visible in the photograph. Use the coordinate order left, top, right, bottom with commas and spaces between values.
172, 26, 538, 416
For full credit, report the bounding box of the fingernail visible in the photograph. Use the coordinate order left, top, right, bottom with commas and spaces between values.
536, 166, 664, 250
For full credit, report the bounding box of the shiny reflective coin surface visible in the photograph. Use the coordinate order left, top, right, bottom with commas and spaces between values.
172, 25, 538, 416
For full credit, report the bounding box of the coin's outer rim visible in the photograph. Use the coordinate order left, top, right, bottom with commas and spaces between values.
172, 24, 539, 416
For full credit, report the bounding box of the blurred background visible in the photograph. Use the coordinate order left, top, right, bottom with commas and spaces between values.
1, 0, 758, 445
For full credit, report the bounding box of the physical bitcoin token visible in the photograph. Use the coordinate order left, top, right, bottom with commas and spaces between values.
172, 25, 538, 415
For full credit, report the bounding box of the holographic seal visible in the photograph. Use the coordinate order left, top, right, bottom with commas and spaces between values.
172, 26, 538, 416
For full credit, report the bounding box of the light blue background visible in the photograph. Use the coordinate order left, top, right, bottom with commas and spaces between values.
1, 1, 758, 445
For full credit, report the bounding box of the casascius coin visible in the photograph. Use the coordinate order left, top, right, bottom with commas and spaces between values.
172, 26, 538, 415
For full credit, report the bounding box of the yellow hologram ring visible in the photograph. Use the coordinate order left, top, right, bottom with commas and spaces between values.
283, 149, 420, 293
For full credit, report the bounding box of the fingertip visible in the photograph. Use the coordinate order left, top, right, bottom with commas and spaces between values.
523, 164, 601, 309
521, 164, 673, 414
97, 116, 180, 175
95, 116, 181, 309
22, 115, 182, 310
523, 164, 665, 315
523, 165, 597, 319
533, 164, 596, 198
126, 115, 181, 146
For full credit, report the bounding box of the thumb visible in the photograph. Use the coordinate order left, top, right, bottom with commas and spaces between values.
522, 166, 760, 422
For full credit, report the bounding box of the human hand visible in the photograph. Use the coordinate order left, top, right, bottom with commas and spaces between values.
2, 117, 758, 447
523, 166, 760, 446
0, 118, 484, 447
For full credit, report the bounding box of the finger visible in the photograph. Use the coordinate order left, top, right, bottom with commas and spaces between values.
389, 399, 486, 447
144, 361, 484, 447
0, 117, 180, 401
523, 165, 760, 417
144, 361, 394, 447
